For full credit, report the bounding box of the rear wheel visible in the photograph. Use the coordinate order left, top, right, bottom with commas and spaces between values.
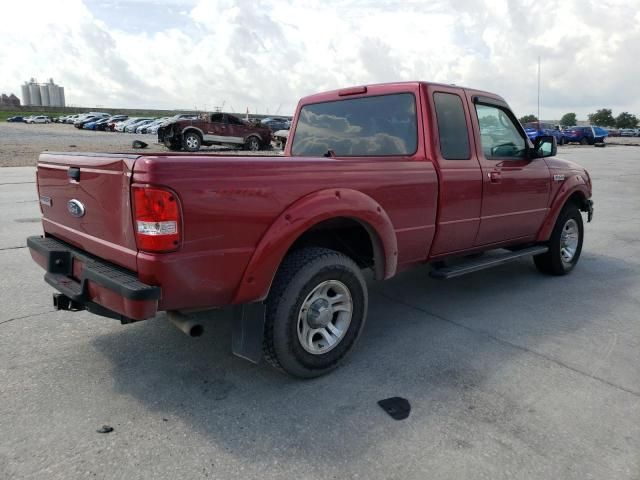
580, 138, 588, 145
534, 204, 583, 275
263, 247, 368, 378
183, 132, 201, 152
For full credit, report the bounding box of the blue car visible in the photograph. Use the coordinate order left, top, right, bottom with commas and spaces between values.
523, 122, 565, 145
83, 117, 111, 130
563, 126, 608, 145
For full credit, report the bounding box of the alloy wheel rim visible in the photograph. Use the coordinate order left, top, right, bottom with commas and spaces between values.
560, 218, 579, 264
186, 136, 199, 149
297, 280, 353, 355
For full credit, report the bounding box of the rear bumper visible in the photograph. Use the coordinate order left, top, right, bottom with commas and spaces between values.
27, 235, 160, 322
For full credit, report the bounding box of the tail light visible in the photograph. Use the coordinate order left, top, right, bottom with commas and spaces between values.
132, 186, 182, 252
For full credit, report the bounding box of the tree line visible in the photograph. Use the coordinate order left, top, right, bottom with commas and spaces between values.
518, 110, 638, 129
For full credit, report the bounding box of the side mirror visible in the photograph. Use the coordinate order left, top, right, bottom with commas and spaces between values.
533, 135, 557, 158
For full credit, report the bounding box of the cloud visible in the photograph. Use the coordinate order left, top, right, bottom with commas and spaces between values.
0, 0, 638, 119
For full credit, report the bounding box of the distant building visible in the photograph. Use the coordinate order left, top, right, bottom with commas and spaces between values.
0, 93, 20, 107
21, 78, 65, 107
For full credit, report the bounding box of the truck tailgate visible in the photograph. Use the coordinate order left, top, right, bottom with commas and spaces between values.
36, 152, 140, 271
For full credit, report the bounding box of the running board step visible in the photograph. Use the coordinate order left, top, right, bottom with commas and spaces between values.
429, 246, 549, 279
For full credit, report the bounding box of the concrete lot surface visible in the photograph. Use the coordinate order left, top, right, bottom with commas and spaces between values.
0, 146, 639, 479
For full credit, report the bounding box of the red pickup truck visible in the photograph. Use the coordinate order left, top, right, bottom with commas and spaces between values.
28, 81, 593, 378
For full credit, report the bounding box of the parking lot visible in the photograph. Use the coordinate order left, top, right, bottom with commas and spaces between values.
0, 123, 281, 167
0, 145, 639, 479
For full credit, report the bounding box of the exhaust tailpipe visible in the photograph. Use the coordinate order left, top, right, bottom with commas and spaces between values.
167, 311, 203, 337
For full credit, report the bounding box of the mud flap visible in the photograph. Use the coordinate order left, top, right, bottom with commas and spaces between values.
231, 303, 266, 364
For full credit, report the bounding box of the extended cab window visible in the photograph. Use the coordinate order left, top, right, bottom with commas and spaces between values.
475, 104, 526, 159
291, 93, 417, 156
433, 92, 470, 160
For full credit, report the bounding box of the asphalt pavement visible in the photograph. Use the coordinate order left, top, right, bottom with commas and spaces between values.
1, 146, 639, 479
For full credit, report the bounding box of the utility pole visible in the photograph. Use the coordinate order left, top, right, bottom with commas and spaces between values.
537, 56, 541, 121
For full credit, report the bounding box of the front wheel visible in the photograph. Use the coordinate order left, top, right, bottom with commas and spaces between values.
263, 247, 368, 378
534, 204, 584, 275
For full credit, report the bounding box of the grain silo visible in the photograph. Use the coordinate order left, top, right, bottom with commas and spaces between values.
29, 83, 41, 106
39, 84, 50, 106
21, 83, 31, 106
47, 79, 62, 107
59, 87, 65, 107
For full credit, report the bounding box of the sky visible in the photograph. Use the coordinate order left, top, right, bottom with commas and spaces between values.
1, 0, 639, 120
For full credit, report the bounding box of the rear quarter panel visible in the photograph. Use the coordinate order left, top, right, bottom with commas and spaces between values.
133, 152, 437, 310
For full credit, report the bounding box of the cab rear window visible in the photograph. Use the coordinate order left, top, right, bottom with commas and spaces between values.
291, 93, 417, 157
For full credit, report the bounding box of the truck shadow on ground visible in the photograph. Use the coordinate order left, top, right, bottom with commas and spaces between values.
90, 251, 638, 464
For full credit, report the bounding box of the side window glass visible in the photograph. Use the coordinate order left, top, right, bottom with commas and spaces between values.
291, 93, 417, 156
475, 104, 526, 159
433, 92, 470, 160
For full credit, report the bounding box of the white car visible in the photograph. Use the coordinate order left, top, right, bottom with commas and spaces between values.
26, 115, 51, 124
271, 129, 289, 149
115, 118, 141, 132
143, 118, 170, 135
65, 115, 81, 124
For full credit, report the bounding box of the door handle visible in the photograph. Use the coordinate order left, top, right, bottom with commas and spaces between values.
488, 171, 501, 183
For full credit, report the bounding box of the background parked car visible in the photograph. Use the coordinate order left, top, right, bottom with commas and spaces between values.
96, 115, 128, 131
523, 122, 565, 145
136, 118, 160, 134
7, 116, 25, 122
159, 112, 272, 152
74, 115, 106, 129
26, 115, 51, 124
620, 128, 636, 137
260, 116, 291, 132
115, 118, 141, 132
563, 126, 608, 145
272, 129, 289, 149
82, 118, 103, 130
138, 117, 171, 134
125, 118, 154, 133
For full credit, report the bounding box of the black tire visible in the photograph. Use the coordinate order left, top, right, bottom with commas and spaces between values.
183, 131, 201, 152
534, 203, 584, 275
580, 138, 588, 145
245, 136, 261, 151
263, 247, 368, 378
559, 136, 565, 146
165, 139, 181, 151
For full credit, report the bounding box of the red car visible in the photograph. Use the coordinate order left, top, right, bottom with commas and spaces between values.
158, 112, 272, 152
28, 81, 593, 377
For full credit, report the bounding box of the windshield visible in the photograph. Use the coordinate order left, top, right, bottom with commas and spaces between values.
291, 93, 418, 156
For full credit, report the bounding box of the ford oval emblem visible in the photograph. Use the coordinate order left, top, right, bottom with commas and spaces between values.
67, 199, 86, 218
